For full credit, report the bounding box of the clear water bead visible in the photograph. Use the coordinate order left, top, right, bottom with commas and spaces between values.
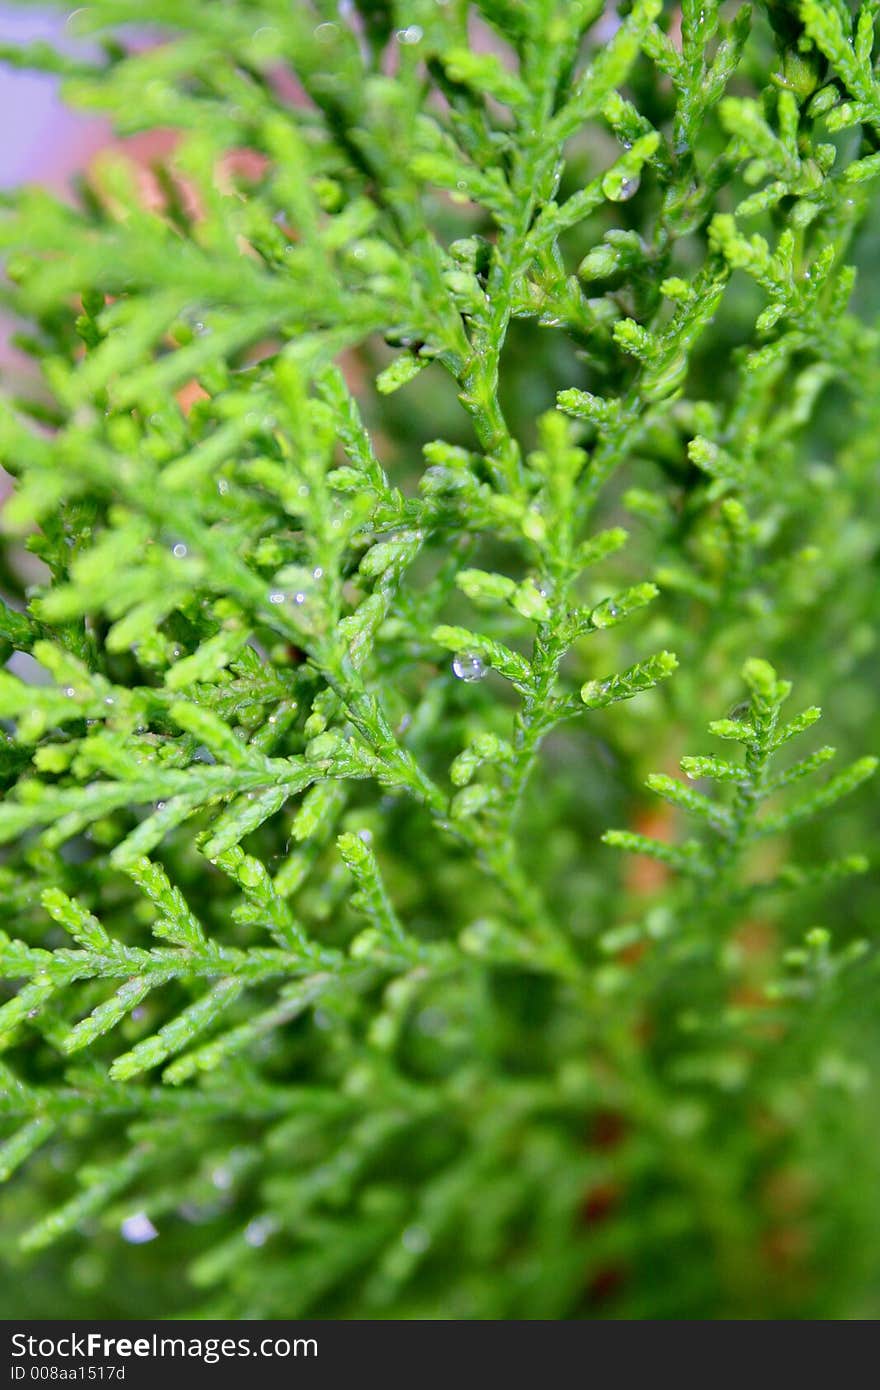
452, 651, 488, 683
401, 1224, 431, 1253
244, 1215, 278, 1248
603, 170, 641, 203
121, 1212, 158, 1244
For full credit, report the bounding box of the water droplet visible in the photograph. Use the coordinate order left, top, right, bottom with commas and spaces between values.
244, 1215, 278, 1248
314, 21, 339, 42
171, 542, 188, 559
121, 1212, 158, 1244
396, 24, 423, 44
217, 478, 230, 495
607, 603, 619, 618
357, 828, 373, 844
728, 701, 750, 721
312, 566, 324, 580
401, 1224, 431, 1253
155, 801, 167, 812
452, 651, 488, 683
63, 686, 76, 698
104, 696, 115, 706
603, 170, 641, 203
269, 591, 286, 605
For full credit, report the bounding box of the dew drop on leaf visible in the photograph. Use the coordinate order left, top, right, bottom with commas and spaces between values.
401, 1224, 431, 1253
244, 1215, 278, 1248
603, 172, 641, 203
120, 1212, 158, 1244
452, 651, 488, 682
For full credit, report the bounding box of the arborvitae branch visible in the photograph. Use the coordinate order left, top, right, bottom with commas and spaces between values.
0, 0, 878, 1322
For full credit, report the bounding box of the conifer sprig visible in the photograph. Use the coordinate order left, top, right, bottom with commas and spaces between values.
0, 0, 878, 1321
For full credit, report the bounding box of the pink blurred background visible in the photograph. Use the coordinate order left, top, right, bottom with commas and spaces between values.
0, 8, 108, 190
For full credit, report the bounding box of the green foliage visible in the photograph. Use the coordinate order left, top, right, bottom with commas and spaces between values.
0, 0, 879, 1320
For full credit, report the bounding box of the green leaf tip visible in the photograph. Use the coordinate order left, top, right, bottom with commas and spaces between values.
581, 651, 678, 708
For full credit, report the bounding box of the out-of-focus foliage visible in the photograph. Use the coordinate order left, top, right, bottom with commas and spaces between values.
0, 0, 879, 1319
